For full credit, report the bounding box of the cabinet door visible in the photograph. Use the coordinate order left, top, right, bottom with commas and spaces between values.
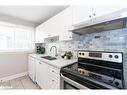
43, 20, 52, 38
47, 16, 59, 37
58, 7, 73, 41
35, 60, 41, 87
42, 16, 59, 39
35, 25, 45, 43
49, 77, 59, 89
72, 6, 92, 25
28, 56, 35, 81
35, 60, 46, 88
92, 6, 127, 18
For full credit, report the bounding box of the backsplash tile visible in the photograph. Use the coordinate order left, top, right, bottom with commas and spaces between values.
45, 28, 127, 57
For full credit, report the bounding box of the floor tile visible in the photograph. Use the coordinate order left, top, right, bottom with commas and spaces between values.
21, 77, 39, 89
0, 75, 40, 90
10, 79, 24, 89
0, 81, 12, 90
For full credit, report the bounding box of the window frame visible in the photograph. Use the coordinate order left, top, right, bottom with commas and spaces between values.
0, 21, 35, 52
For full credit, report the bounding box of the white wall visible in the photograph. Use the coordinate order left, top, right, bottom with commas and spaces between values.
0, 52, 32, 78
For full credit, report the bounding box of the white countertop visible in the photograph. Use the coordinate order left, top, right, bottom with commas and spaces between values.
29, 54, 77, 69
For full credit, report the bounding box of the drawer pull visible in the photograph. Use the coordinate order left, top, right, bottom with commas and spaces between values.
52, 70, 54, 72
39, 62, 42, 64
52, 80, 55, 82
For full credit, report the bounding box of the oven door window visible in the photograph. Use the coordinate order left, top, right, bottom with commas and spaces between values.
64, 81, 79, 89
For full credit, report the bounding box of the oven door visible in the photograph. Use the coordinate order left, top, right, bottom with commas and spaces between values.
60, 74, 89, 89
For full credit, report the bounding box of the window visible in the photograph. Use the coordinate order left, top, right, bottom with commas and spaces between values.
0, 26, 14, 50
0, 22, 34, 51
15, 28, 34, 50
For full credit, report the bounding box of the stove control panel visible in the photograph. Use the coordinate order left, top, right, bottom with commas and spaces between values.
78, 51, 123, 63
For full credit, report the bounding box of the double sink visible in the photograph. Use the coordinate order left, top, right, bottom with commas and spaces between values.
41, 56, 57, 60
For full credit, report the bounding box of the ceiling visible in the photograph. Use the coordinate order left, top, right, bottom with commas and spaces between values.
0, 6, 68, 26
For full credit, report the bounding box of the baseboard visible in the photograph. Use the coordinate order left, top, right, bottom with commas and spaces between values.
0, 72, 28, 82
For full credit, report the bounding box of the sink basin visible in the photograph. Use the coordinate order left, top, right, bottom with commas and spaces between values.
41, 56, 57, 60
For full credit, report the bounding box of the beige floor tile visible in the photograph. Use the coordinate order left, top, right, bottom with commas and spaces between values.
10, 79, 24, 89
0, 81, 12, 90
21, 77, 39, 89
0, 75, 40, 90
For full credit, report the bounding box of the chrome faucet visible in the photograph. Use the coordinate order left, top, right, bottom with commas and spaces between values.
50, 46, 58, 57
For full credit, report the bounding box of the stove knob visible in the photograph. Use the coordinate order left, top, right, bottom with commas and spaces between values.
82, 71, 85, 75
109, 55, 112, 58
82, 53, 85, 55
79, 53, 81, 55
115, 55, 119, 59
79, 70, 81, 73
115, 82, 119, 86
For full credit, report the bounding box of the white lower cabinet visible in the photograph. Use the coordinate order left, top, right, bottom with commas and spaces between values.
36, 59, 60, 89
46, 64, 60, 89
28, 56, 36, 82
35, 60, 46, 88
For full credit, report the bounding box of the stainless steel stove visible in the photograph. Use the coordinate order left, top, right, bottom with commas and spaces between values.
60, 51, 124, 89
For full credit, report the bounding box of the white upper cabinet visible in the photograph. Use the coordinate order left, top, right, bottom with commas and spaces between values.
35, 24, 46, 43
92, 6, 127, 18
58, 7, 73, 41
72, 6, 127, 25
44, 17, 59, 38
43, 7, 73, 41
35, 7, 73, 42
72, 6, 92, 25
35, 6, 127, 42
36, 18, 59, 43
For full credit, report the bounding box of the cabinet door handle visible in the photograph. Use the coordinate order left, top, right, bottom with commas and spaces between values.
52, 80, 55, 82
39, 62, 42, 64
89, 15, 92, 18
93, 13, 96, 16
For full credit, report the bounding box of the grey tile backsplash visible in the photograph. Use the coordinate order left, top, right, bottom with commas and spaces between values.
45, 28, 127, 58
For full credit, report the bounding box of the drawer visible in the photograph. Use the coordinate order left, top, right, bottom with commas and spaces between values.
49, 77, 59, 89
48, 65, 60, 77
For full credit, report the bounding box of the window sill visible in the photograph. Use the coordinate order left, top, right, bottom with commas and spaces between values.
0, 49, 35, 53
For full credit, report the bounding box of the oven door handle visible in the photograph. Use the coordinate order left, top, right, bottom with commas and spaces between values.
61, 74, 90, 89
